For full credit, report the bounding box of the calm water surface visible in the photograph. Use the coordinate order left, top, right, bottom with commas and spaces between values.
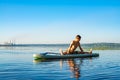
0, 46, 120, 80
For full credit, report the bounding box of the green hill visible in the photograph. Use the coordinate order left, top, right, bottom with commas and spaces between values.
82, 43, 120, 50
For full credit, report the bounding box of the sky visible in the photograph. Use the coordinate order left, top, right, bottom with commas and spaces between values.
0, 0, 120, 44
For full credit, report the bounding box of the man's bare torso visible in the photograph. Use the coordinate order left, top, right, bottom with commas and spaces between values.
68, 40, 80, 53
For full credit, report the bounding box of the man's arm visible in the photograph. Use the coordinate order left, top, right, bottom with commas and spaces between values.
79, 43, 83, 52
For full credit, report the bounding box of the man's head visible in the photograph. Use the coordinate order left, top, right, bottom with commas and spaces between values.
75, 35, 81, 41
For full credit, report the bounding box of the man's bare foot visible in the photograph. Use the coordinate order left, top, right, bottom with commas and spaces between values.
59, 49, 64, 55
89, 48, 92, 54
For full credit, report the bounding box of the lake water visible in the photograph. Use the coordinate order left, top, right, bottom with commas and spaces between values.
0, 45, 120, 80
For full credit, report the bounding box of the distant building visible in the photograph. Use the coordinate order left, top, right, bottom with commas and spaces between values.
0, 40, 16, 46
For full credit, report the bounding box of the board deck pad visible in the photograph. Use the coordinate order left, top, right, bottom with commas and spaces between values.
33, 52, 99, 59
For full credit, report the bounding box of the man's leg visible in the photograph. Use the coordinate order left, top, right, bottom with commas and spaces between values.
59, 49, 68, 55
59, 48, 73, 55
78, 48, 92, 54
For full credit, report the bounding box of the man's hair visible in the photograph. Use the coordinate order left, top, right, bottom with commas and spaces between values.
76, 35, 81, 39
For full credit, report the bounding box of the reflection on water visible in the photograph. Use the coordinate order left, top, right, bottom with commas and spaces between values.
33, 57, 95, 80
67, 59, 81, 79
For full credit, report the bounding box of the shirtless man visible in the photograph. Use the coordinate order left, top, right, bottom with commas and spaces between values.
60, 35, 92, 55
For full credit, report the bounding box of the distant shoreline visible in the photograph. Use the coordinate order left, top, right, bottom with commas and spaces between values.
0, 42, 120, 46
0, 43, 120, 50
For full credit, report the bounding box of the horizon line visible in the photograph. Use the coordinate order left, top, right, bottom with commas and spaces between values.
0, 42, 120, 45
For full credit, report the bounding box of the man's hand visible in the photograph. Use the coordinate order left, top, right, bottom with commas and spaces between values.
81, 48, 83, 52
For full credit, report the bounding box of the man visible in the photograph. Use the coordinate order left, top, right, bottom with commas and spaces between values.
60, 35, 92, 55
